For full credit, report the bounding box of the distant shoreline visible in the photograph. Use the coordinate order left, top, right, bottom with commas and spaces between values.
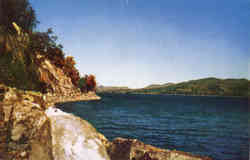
129, 92, 249, 98
97, 77, 250, 98
97, 92, 249, 99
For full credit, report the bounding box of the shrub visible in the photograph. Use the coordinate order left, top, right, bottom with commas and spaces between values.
86, 74, 96, 92
79, 74, 97, 93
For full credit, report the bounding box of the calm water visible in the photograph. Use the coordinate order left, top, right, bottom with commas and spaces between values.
58, 94, 249, 160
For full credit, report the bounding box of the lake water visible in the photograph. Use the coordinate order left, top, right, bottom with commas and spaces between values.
58, 94, 249, 160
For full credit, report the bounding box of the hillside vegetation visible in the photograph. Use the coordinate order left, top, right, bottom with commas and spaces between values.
98, 78, 250, 97
0, 0, 96, 94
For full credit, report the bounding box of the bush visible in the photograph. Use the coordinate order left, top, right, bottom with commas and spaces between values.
79, 75, 97, 93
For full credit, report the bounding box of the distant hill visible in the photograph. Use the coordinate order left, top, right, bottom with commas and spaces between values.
96, 86, 130, 93
97, 78, 250, 97
145, 83, 175, 89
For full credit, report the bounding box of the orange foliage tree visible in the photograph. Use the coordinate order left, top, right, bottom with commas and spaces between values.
86, 74, 97, 92
79, 74, 97, 93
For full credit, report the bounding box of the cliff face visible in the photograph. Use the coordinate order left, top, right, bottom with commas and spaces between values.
37, 56, 78, 95
0, 32, 78, 96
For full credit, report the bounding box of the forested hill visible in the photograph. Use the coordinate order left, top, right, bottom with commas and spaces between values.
97, 78, 250, 97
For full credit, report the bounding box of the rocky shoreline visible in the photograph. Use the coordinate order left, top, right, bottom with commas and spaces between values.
45, 91, 101, 107
0, 85, 212, 160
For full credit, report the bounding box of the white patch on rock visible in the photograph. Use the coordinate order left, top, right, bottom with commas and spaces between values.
45, 107, 109, 160
45, 107, 69, 116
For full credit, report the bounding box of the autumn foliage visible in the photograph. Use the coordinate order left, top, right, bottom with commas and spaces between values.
86, 75, 96, 92
79, 75, 97, 93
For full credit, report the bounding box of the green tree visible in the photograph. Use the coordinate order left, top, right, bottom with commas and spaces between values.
78, 76, 87, 92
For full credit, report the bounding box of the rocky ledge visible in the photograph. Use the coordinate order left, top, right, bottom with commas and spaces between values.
106, 138, 212, 160
45, 91, 101, 107
0, 86, 212, 160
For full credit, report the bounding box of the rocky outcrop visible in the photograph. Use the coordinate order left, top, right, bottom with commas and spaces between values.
0, 86, 53, 160
106, 138, 212, 160
46, 91, 101, 107
37, 57, 78, 95
0, 29, 79, 96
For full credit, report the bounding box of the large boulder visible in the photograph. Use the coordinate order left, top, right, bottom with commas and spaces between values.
45, 107, 110, 160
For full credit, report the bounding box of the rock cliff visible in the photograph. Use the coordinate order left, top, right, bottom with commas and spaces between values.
37, 56, 78, 95
0, 28, 79, 96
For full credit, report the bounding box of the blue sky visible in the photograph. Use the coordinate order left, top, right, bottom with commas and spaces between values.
30, 0, 249, 88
